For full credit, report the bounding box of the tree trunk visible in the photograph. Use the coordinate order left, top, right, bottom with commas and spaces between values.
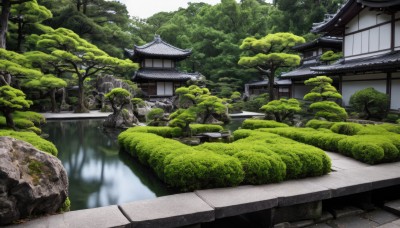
0, 0, 11, 49
76, 0, 81, 12
268, 68, 276, 101
50, 88, 57, 113
75, 78, 89, 113
3, 110, 16, 130
82, 0, 87, 14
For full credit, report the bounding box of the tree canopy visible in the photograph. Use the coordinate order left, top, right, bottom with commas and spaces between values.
31, 27, 138, 112
239, 32, 305, 100
0, 85, 32, 129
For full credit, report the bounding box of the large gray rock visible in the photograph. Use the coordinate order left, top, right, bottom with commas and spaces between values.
0, 137, 68, 225
103, 109, 139, 129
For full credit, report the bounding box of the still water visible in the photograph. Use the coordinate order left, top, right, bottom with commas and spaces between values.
42, 119, 175, 211
42, 118, 246, 211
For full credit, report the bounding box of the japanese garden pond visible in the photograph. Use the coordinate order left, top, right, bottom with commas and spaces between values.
42, 118, 245, 210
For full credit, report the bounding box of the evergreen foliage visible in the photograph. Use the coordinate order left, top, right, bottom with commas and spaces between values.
239, 33, 304, 100
304, 76, 347, 121
349, 87, 389, 120
260, 98, 301, 122
0, 86, 32, 129
105, 88, 131, 115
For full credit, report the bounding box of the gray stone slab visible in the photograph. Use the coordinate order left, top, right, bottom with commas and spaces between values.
327, 214, 379, 228
120, 193, 214, 228
377, 221, 400, 228
9, 206, 130, 228
259, 180, 331, 207
325, 151, 343, 160
363, 209, 399, 225
331, 158, 369, 171
306, 223, 333, 228
342, 164, 400, 190
385, 200, 400, 216
195, 185, 278, 218
304, 171, 372, 198
290, 219, 314, 227
331, 206, 364, 218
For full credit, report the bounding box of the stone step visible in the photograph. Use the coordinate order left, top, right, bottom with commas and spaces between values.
384, 199, 400, 216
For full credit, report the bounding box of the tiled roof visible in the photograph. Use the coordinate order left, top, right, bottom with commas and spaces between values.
292, 37, 342, 52
311, 0, 400, 35
311, 51, 400, 73
246, 79, 292, 86
281, 64, 319, 78
133, 35, 191, 58
133, 69, 200, 81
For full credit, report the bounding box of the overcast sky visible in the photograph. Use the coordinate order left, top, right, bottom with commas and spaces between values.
115, 0, 272, 19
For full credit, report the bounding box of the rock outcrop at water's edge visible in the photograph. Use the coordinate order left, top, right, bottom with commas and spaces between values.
0, 137, 68, 225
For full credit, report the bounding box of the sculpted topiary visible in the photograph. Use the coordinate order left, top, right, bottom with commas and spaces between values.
304, 76, 347, 122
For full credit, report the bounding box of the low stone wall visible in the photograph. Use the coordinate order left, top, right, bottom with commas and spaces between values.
10, 156, 400, 228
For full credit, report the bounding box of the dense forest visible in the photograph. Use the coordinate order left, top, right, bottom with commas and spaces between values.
1, 0, 345, 111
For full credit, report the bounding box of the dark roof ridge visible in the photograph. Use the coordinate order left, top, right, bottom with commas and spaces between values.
134, 35, 191, 53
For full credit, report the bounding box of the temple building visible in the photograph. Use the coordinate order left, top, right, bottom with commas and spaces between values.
281, 36, 342, 99
125, 35, 201, 99
310, 0, 400, 110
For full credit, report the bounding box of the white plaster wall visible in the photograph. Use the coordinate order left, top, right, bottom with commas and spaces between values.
377, 13, 391, 24
395, 21, 400, 48
163, 60, 172, 68
153, 59, 163, 68
391, 80, 400, 110
379, 23, 391, 50
359, 9, 376, 29
353, 33, 362, 55
165, 82, 173, 95
342, 80, 386, 106
157, 82, 165, 95
361, 30, 369, 53
369, 27, 380, 52
293, 85, 312, 99
344, 35, 353, 56
145, 59, 152, 67
346, 15, 359, 33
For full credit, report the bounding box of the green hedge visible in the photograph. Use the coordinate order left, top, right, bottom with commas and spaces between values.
330, 122, 364, 135
305, 119, 335, 129
121, 124, 224, 138
190, 124, 223, 135
241, 119, 288, 130
119, 127, 331, 191
265, 127, 400, 164
0, 130, 57, 156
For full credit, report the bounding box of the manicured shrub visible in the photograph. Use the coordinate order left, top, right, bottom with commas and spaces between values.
349, 87, 389, 120
0, 130, 57, 156
124, 126, 182, 138
233, 152, 286, 184
13, 111, 46, 126
190, 124, 223, 135
164, 152, 244, 191
351, 143, 384, 165
119, 126, 332, 191
305, 119, 335, 129
310, 101, 348, 122
241, 119, 288, 130
260, 98, 301, 122
330, 122, 363, 135
379, 124, 400, 134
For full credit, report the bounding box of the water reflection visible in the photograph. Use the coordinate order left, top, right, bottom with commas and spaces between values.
43, 119, 175, 211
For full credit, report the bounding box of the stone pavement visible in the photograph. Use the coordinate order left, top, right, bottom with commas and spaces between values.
229, 111, 265, 118
8, 150, 400, 228
41, 110, 112, 120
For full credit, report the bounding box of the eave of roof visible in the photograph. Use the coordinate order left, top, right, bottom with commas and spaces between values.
358, 0, 400, 8
311, 0, 362, 35
281, 64, 320, 78
133, 35, 191, 59
292, 37, 343, 51
246, 79, 292, 86
133, 69, 199, 82
310, 51, 400, 73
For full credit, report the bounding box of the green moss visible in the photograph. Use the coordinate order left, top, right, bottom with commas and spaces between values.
28, 160, 44, 185
119, 125, 331, 191
241, 119, 289, 130
0, 130, 58, 156
60, 197, 71, 212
